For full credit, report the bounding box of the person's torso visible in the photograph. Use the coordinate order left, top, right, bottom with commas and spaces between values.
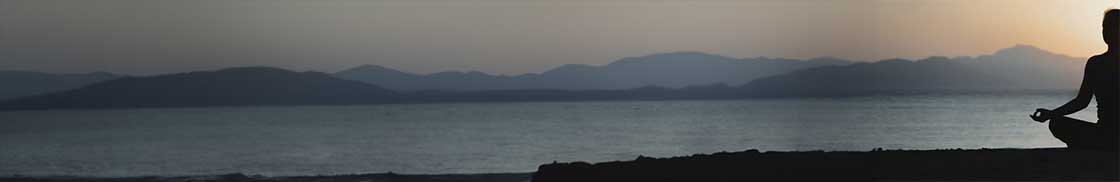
1090, 53, 1118, 129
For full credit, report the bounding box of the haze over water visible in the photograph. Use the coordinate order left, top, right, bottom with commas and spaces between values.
0, 92, 1094, 177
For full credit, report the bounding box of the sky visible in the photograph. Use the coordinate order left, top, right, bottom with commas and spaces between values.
1, 0, 1118, 75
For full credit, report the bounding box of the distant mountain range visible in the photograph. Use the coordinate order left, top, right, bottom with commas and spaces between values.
334, 52, 850, 91
743, 45, 1085, 96
0, 45, 1093, 110
0, 67, 395, 110
0, 71, 121, 100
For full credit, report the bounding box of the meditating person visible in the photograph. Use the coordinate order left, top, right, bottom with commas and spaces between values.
1030, 9, 1119, 151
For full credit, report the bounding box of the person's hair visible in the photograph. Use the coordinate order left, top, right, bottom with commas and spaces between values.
1106, 9, 1118, 45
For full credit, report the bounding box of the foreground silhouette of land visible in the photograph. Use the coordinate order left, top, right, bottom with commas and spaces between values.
535, 148, 1118, 182
0, 173, 533, 182
3, 148, 1115, 182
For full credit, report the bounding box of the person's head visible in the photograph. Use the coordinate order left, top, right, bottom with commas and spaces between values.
1105, 9, 1118, 46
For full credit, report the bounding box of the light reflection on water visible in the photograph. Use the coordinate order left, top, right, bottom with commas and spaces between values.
0, 92, 1096, 176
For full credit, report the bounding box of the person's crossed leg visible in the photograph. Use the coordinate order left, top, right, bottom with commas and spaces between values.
1046, 116, 1118, 151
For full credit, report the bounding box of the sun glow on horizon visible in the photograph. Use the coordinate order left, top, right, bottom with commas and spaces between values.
2, 0, 1119, 74
977, 0, 1117, 59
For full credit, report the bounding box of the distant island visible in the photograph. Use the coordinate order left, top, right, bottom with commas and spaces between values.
0, 45, 1087, 110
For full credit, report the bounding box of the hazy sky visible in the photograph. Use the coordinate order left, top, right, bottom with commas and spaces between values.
1, 0, 1118, 75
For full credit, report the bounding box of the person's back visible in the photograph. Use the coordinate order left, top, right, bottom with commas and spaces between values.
1087, 52, 1117, 131
1090, 9, 1118, 134
1030, 9, 1118, 151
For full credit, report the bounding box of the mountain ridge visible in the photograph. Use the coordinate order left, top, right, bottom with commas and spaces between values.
0, 45, 1093, 110
742, 45, 1086, 97
0, 67, 396, 110
0, 70, 123, 100
334, 51, 851, 91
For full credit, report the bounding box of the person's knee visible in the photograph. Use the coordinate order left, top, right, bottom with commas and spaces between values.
1048, 119, 1116, 150
1049, 121, 1072, 142
1049, 120, 1082, 146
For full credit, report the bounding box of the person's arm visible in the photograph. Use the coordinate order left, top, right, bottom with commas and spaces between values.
1047, 61, 1095, 117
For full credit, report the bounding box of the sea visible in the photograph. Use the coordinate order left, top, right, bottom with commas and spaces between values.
0, 92, 1098, 177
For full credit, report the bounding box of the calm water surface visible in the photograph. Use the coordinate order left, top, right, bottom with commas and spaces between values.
0, 93, 1097, 176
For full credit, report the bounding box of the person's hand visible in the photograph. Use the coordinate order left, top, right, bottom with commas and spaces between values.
1030, 108, 1053, 123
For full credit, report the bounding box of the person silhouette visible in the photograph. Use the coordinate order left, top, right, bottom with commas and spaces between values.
1030, 9, 1119, 151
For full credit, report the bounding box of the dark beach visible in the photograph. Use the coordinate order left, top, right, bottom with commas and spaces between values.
535, 148, 1118, 182
4, 148, 1116, 182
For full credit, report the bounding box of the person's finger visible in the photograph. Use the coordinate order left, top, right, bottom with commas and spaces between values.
1029, 115, 1047, 122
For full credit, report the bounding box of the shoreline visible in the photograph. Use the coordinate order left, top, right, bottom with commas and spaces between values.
536, 148, 1119, 182
4, 148, 1116, 182
0, 89, 1080, 112
0, 172, 534, 182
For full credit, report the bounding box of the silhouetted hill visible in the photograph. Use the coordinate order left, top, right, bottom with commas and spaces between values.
743, 45, 1085, 97
335, 52, 850, 91
0, 67, 396, 110
0, 71, 121, 100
